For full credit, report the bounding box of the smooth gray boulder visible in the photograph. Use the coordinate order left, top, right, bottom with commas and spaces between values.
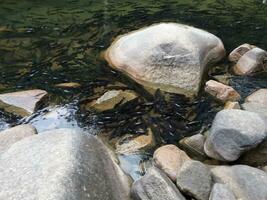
0, 124, 37, 154
204, 109, 267, 161
211, 165, 267, 200
0, 129, 131, 200
105, 23, 225, 96
209, 184, 236, 200
0, 89, 48, 117
131, 167, 186, 200
176, 160, 212, 200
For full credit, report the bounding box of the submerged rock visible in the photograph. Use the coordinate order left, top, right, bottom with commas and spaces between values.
0, 89, 48, 117
205, 80, 240, 102
224, 101, 240, 110
55, 82, 81, 88
131, 167, 186, 200
209, 184, 236, 200
0, 129, 131, 200
115, 128, 155, 154
105, 23, 225, 96
204, 109, 267, 161
179, 133, 206, 160
176, 160, 212, 200
228, 43, 255, 63
211, 165, 267, 200
153, 144, 191, 181
87, 90, 137, 112
0, 124, 37, 154
233, 47, 267, 75
245, 88, 267, 105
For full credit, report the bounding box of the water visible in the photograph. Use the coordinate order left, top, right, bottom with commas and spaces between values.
0, 0, 267, 179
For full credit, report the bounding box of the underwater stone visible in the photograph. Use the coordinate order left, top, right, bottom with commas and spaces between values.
105, 23, 225, 96
0, 89, 48, 117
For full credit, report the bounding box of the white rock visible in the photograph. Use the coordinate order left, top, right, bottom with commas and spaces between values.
228, 43, 255, 63
245, 89, 267, 105
105, 23, 225, 96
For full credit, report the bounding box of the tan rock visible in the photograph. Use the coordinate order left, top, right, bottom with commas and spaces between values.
88, 90, 137, 112
245, 89, 267, 105
229, 43, 255, 62
0, 125, 37, 154
233, 47, 267, 75
205, 80, 240, 102
0, 89, 48, 117
115, 128, 155, 154
55, 82, 81, 88
153, 144, 191, 181
224, 101, 240, 109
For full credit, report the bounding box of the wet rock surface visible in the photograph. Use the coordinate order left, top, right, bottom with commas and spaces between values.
0, 124, 37, 154
233, 47, 267, 75
211, 165, 267, 200
204, 109, 267, 161
131, 167, 186, 200
176, 160, 212, 200
0, 129, 131, 200
0, 89, 48, 117
153, 144, 191, 181
205, 80, 240, 102
105, 23, 225, 96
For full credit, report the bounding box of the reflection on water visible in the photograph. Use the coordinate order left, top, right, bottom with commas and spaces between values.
0, 0, 266, 179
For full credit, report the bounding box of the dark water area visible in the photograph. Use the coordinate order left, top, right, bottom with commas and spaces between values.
0, 0, 267, 179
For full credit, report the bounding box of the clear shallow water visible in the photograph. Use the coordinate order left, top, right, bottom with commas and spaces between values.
0, 0, 267, 179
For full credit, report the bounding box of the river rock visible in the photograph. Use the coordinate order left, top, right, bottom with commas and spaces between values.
242, 102, 267, 117
0, 129, 131, 200
179, 133, 206, 160
228, 43, 255, 63
205, 80, 240, 102
0, 89, 48, 117
211, 165, 267, 200
233, 47, 267, 75
245, 89, 267, 105
115, 128, 155, 154
131, 167, 186, 200
105, 23, 225, 96
0, 124, 37, 154
204, 109, 267, 161
176, 160, 212, 200
153, 144, 191, 181
209, 184, 236, 200
224, 101, 240, 110
239, 139, 267, 166
88, 90, 137, 111
55, 82, 81, 88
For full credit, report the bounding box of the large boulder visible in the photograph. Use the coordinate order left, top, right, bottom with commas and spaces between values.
242, 102, 267, 117
153, 144, 191, 181
211, 165, 267, 200
0, 89, 48, 117
131, 167, 186, 200
176, 160, 212, 200
0, 124, 37, 154
245, 89, 267, 105
105, 23, 225, 96
204, 109, 267, 161
0, 129, 131, 200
